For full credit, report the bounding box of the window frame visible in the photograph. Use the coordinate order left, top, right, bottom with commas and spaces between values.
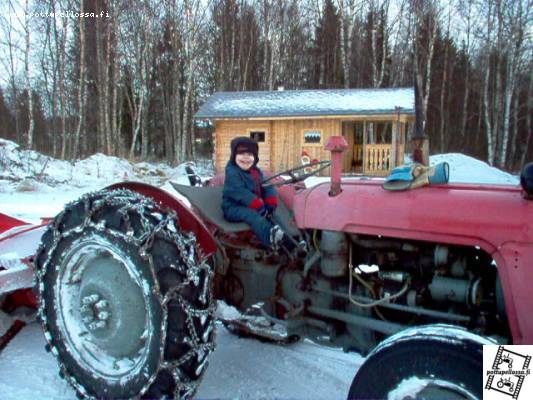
302, 129, 324, 146
248, 130, 267, 143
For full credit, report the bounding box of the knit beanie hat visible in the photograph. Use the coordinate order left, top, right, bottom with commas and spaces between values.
230, 136, 259, 165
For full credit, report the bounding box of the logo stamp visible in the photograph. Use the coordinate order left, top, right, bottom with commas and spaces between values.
484, 345, 532, 399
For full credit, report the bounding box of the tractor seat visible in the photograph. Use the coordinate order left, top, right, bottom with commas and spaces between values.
169, 182, 299, 236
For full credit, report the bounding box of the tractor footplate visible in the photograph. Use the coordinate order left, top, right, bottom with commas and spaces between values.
221, 315, 299, 344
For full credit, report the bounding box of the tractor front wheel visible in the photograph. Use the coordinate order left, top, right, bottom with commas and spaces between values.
35, 189, 216, 399
347, 324, 492, 400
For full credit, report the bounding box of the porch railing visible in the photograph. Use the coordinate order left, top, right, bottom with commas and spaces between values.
353, 144, 363, 165
365, 144, 392, 176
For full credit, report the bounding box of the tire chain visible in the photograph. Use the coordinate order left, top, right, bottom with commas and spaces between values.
35, 189, 216, 399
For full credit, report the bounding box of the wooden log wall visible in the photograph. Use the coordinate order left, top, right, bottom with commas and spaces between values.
272, 119, 341, 173
213, 115, 415, 174
214, 120, 272, 171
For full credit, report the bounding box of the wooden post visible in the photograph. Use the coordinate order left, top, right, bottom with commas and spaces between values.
391, 108, 400, 169
362, 120, 367, 174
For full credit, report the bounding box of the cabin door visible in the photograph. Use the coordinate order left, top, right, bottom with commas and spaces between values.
341, 122, 364, 174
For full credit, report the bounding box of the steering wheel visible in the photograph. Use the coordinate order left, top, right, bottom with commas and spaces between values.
262, 161, 331, 187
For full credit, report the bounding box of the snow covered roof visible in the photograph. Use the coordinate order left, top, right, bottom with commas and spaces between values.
195, 87, 415, 119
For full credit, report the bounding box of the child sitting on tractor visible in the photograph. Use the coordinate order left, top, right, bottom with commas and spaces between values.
222, 136, 295, 251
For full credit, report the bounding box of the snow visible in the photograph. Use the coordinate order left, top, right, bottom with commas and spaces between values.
0, 138, 519, 399
303, 152, 519, 188
387, 377, 476, 400
429, 153, 518, 185
0, 138, 210, 223
0, 320, 363, 400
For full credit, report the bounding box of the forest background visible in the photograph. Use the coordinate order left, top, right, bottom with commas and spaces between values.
0, 0, 531, 171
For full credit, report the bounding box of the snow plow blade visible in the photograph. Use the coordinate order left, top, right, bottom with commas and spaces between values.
0, 222, 46, 296
1, 213, 44, 352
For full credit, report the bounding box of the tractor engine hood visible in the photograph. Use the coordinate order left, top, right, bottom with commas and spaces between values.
293, 180, 532, 254
293, 179, 533, 344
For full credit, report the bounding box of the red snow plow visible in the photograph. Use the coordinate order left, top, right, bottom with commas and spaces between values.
1, 137, 532, 399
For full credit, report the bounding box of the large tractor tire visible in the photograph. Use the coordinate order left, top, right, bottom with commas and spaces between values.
347, 324, 492, 400
35, 189, 216, 399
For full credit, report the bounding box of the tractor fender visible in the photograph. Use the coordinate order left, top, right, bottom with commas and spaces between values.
491, 242, 533, 345
106, 181, 217, 257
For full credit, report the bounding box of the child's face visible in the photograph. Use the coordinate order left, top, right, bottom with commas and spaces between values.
235, 152, 254, 170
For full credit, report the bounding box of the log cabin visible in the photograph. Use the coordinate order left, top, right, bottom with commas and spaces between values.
194, 87, 423, 176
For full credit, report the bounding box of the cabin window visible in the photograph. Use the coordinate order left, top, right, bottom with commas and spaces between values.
303, 130, 322, 144
250, 131, 266, 143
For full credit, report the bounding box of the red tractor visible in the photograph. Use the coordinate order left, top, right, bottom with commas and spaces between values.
1, 136, 532, 399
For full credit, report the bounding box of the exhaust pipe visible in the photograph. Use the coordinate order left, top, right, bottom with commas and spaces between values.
325, 136, 348, 197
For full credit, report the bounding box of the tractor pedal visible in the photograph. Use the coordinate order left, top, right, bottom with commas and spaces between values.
220, 315, 298, 344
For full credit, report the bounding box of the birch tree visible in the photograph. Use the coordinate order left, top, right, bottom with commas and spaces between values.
412, 0, 439, 132
369, 0, 391, 88
73, 0, 87, 158
520, 65, 533, 167
22, 0, 34, 149
497, 0, 527, 168
181, 0, 210, 161
457, 0, 473, 142
0, 1, 24, 145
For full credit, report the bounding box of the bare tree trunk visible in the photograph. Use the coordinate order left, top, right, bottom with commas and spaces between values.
268, 31, 278, 90
181, 0, 197, 162
339, 0, 349, 88
59, 13, 68, 159
412, 1, 438, 134
439, 8, 450, 153
74, 0, 86, 159
371, 4, 378, 87
492, 2, 504, 164
170, 0, 183, 163
23, 0, 34, 150
520, 70, 533, 167
459, 0, 472, 142
242, 26, 253, 90
229, 1, 236, 89
509, 87, 519, 168
236, 0, 244, 90
191, 77, 197, 160
422, 14, 437, 132
498, 0, 524, 168
3, 1, 21, 144
499, 54, 515, 168
96, 16, 105, 153
140, 38, 149, 160
129, 59, 146, 159
483, 57, 495, 165
111, 9, 120, 156
262, 0, 270, 89
40, 11, 57, 157
104, 23, 112, 155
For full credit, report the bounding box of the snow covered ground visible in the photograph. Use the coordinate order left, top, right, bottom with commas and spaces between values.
0, 138, 520, 399
0, 320, 363, 400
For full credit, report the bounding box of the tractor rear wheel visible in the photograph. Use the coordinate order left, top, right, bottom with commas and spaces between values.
347, 324, 491, 400
35, 189, 216, 399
